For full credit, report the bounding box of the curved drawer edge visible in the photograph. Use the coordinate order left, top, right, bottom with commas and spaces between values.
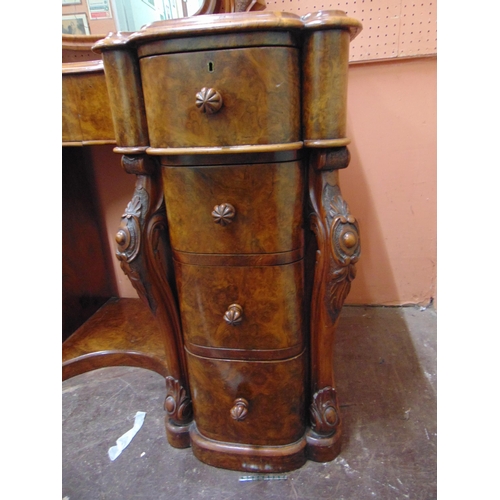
185, 342, 304, 361
173, 249, 303, 267
147, 142, 303, 156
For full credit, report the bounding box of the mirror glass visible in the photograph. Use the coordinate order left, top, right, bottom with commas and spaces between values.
62, 0, 204, 35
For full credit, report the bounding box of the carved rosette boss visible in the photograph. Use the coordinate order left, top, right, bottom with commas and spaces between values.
115, 155, 193, 436
325, 184, 360, 315
115, 188, 150, 304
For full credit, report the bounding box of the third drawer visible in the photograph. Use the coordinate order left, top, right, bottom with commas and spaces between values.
174, 259, 304, 358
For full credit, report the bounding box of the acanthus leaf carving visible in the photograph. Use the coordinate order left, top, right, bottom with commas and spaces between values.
165, 376, 193, 424
310, 387, 340, 435
322, 183, 361, 317
123, 195, 142, 219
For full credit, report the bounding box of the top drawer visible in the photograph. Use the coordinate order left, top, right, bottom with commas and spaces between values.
139, 46, 300, 149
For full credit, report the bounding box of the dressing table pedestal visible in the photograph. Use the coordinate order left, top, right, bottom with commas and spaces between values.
93, 10, 362, 472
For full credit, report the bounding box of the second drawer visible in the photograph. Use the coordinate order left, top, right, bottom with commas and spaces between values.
162, 160, 304, 255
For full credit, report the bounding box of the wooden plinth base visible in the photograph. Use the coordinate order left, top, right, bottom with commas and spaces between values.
165, 417, 191, 449
189, 424, 308, 473
188, 424, 342, 472
305, 426, 342, 462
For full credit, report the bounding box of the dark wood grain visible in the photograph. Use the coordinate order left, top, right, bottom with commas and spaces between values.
160, 149, 300, 166
186, 350, 306, 446
136, 31, 297, 58
174, 260, 304, 352
140, 46, 300, 149
115, 154, 192, 433
100, 49, 149, 148
62, 63, 115, 144
172, 249, 303, 267
62, 298, 168, 377
65, 9, 363, 472
190, 423, 307, 472
305, 154, 361, 461
302, 29, 351, 142
162, 161, 304, 254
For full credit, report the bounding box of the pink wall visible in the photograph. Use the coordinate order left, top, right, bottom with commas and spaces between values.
344, 56, 436, 306
90, 56, 437, 307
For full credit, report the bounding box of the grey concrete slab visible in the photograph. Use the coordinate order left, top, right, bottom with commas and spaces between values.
62, 306, 437, 500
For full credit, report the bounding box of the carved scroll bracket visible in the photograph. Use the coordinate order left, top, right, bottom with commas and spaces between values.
115, 154, 192, 432
307, 151, 360, 424
324, 182, 360, 316
308, 165, 360, 326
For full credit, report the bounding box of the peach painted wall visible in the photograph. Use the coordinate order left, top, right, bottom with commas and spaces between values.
89, 55, 436, 307
344, 56, 436, 306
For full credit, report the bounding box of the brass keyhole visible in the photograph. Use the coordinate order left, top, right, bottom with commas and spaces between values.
208, 61, 214, 72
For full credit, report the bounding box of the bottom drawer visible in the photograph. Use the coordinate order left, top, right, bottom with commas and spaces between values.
187, 350, 306, 446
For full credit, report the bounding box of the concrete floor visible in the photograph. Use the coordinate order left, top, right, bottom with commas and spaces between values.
62, 306, 437, 500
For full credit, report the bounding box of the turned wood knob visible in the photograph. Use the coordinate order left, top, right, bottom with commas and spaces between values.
224, 304, 243, 326
212, 203, 235, 226
230, 398, 249, 421
115, 229, 127, 245
195, 87, 223, 114
342, 231, 358, 249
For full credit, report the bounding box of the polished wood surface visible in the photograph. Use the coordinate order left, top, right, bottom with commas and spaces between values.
174, 260, 304, 353
62, 63, 115, 145
64, 9, 363, 472
302, 29, 351, 142
115, 154, 192, 435
162, 161, 304, 254
140, 46, 300, 148
136, 31, 297, 58
62, 298, 168, 380
62, 34, 115, 145
186, 350, 306, 446
100, 49, 149, 148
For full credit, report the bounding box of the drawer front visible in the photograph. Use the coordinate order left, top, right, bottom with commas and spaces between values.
187, 350, 306, 446
140, 46, 300, 148
62, 72, 115, 143
175, 260, 304, 354
162, 161, 304, 254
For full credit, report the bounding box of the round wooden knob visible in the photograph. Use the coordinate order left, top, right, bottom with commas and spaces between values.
230, 398, 249, 421
115, 229, 127, 245
224, 304, 243, 326
212, 203, 235, 226
195, 87, 223, 114
342, 231, 358, 248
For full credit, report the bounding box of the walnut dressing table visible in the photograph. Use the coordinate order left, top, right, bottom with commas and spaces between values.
67, 10, 362, 472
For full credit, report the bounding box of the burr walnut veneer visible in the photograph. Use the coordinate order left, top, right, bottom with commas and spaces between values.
65, 10, 362, 472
